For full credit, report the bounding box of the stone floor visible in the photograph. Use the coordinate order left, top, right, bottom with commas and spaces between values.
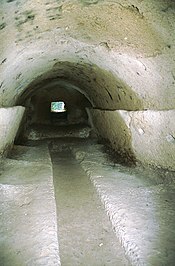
0, 137, 175, 265
51, 149, 129, 266
70, 140, 175, 266
0, 144, 60, 266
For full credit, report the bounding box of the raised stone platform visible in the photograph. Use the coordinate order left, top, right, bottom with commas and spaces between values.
0, 144, 60, 266
88, 108, 175, 170
71, 140, 175, 266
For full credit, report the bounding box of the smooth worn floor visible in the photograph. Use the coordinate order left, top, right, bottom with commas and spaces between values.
0, 137, 175, 266
0, 144, 60, 266
50, 150, 129, 266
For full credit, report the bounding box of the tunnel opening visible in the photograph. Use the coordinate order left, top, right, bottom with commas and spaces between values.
13, 60, 142, 163
50, 101, 68, 124
15, 79, 93, 143
51, 101, 66, 113
1, 2, 175, 264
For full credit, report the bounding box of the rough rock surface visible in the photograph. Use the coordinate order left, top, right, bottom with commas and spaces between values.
88, 109, 175, 170
0, 0, 175, 109
0, 144, 60, 266
1, 138, 175, 265
1, 0, 175, 169
0, 106, 25, 156
0, 2, 175, 170
71, 140, 175, 266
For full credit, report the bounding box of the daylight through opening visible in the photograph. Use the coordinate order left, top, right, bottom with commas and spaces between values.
51, 101, 66, 113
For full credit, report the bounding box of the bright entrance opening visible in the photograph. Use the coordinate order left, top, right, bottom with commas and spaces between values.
51, 101, 66, 113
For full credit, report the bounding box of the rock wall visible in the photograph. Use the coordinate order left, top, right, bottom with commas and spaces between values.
87, 108, 135, 161
0, 106, 25, 156
0, 0, 175, 167
0, 0, 175, 110
88, 109, 175, 170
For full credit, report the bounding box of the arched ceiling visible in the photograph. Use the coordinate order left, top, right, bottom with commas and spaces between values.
16, 60, 143, 110
0, 0, 175, 110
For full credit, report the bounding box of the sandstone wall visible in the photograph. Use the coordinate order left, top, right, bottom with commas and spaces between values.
0, 106, 25, 156
0, 0, 174, 167
0, 0, 175, 110
88, 109, 175, 170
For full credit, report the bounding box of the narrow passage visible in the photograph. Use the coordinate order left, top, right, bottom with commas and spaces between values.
50, 149, 129, 266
